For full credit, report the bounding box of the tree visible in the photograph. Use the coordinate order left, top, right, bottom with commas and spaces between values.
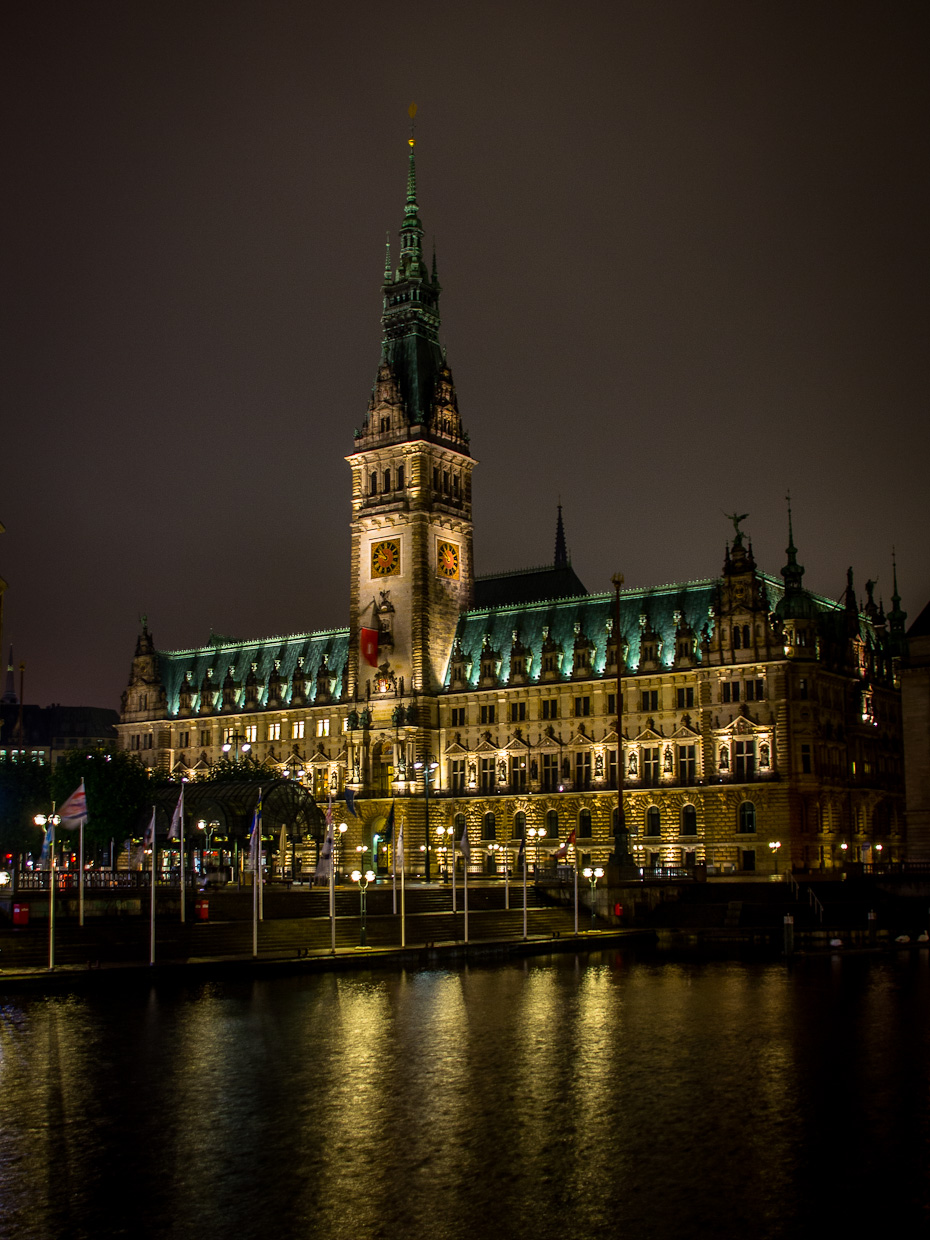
51, 747, 152, 855
0, 754, 51, 861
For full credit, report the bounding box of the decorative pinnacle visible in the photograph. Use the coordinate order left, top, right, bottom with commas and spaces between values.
408, 101, 417, 147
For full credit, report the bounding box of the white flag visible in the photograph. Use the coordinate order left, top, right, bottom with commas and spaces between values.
394, 819, 405, 872
316, 820, 335, 880
144, 808, 156, 848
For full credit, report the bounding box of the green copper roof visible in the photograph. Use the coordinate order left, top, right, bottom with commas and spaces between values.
158, 628, 350, 717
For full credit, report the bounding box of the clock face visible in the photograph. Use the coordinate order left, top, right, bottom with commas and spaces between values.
437, 540, 460, 580
371, 539, 400, 577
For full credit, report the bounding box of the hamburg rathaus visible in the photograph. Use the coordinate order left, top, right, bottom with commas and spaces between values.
118, 133, 908, 879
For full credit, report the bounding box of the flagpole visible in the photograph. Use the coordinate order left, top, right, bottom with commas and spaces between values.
452, 838, 457, 915
253, 788, 262, 957
179, 786, 186, 924
463, 849, 469, 944
400, 829, 406, 949
149, 806, 156, 966
504, 846, 509, 910
573, 843, 579, 935
258, 798, 264, 922
522, 838, 528, 939
48, 802, 57, 971
79, 816, 85, 927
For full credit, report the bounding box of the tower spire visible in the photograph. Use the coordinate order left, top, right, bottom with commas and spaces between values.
554, 502, 569, 569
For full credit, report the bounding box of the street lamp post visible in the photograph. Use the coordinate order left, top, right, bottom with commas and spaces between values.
413, 758, 438, 882
527, 826, 547, 879
351, 868, 375, 946
582, 866, 604, 930
436, 826, 449, 880
222, 732, 252, 763
768, 840, 782, 874
34, 806, 61, 970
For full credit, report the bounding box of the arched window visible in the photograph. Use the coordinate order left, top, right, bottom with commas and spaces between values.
645, 806, 661, 836
482, 812, 496, 841
454, 812, 466, 836
681, 804, 697, 836
513, 811, 526, 839
396, 464, 405, 489
743, 624, 751, 647
733, 625, 742, 649
369, 472, 377, 495
738, 802, 756, 834
545, 809, 559, 839
383, 468, 391, 492
578, 809, 592, 838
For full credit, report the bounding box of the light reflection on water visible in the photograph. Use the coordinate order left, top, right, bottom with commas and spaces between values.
1, 952, 928, 1239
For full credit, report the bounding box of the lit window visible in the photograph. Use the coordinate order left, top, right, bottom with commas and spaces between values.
244, 725, 257, 743
293, 721, 305, 740
316, 719, 330, 738
269, 723, 281, 741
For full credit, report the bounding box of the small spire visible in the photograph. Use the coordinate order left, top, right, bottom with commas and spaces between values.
384, 232, 392, 282
888, 547, 907, 636
554, 503, 568, 569
781, 492, 805, 593
1, 645, 17, 705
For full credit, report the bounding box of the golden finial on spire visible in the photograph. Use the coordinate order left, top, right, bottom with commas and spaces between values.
408, 101, 417, 146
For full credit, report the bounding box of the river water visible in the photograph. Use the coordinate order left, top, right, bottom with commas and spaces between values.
1, 951, 928, 1239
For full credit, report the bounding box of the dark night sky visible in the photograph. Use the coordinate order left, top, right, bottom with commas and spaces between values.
3, 1, 928, 709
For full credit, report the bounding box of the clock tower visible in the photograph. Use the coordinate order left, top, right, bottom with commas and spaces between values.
346, 134, 475, 735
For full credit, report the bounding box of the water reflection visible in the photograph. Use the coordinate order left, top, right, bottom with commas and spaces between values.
0, 953, 928, 1239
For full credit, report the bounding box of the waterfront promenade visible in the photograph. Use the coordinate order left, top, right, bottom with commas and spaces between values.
0, 880, 643, 985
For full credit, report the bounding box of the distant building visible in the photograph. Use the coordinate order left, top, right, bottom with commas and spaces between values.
901, 599, 930, 861
116, 138, 908, 876
0, 649, 119, 766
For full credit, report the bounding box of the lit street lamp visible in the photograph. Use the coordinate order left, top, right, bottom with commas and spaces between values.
34, 807, 61, 969
351, 868, 375, 946
413, 758, 438, 881
582, 865, 604, 930
222, 731, 252, 762
527, 826, 547, 879
487, 842, 509, 908
768, 840, 782, 873
436, 825, 451, 880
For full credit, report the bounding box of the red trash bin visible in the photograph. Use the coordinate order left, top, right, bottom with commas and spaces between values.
12, 903, 29, 926
195, 898, 209, 922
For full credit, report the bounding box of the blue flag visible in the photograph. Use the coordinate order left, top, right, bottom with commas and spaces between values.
383, 801, 395, 844
345, 787, 356, 817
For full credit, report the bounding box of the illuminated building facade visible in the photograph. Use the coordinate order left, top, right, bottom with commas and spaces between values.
117, 141, 908, 876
